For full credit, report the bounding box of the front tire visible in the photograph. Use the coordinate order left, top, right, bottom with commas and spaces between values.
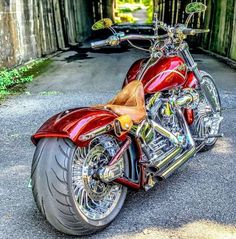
31, 137, 127, 236
193, 72, 222, 152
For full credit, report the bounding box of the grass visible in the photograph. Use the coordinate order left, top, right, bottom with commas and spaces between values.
115, 0, 153, 24
116, 13, 136, 23
115, 3, 144, 23
0, 58, 52, 101
118, 7, 132, 13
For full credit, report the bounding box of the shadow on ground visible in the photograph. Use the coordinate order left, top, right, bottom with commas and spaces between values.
63, 46, 130, 63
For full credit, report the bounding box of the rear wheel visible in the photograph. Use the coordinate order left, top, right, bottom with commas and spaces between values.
31, 136, 128, 236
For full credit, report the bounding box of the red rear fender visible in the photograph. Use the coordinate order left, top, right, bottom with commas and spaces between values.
31, 107, 125, 147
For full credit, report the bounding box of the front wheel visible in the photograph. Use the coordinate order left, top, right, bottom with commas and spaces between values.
192, 71, 222, 152
31, 136, 128, 236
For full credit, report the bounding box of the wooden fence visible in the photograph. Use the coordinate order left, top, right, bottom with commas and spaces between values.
153, 0, 236, 61
153, 0, 206, 28
202, 0, 236, 61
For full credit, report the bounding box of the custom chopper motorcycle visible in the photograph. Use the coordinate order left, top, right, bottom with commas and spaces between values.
31, 2, 223, 236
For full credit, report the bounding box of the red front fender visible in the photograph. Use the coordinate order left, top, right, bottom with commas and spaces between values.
32, 107, 126, 147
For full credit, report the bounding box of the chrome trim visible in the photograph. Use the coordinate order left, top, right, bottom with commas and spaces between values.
150, 120, 180, 146
193, 73, 222, 145
98, 138, 131, 183
199, 71, 221, 113
155, 107, 196, 180
180, 42, 202, 80
79, 123, 113, 141
156, 147, 196, 180
148, 147, 182, 172
72, 135, 124, 222
98, 161, 124, 183
175, 88, 199, 109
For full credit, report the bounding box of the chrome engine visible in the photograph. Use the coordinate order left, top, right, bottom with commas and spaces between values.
140, 89, 199, 190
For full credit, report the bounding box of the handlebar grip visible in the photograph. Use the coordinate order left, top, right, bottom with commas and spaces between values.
182, 28, 210, 35
91, 39, 108, 49
182, 28, 196, 36
194, 29, 210, 34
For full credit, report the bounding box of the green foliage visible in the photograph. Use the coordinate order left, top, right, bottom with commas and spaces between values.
0, 68, 32, 93
118, 4, 142, 13
116, 13, 136, 23
0, 59, 51, 99
142, 0, 152, 7
119, 7, 133, 13
115, 0, 153, 24
117, 0, 152, 5
146, 1, 153, 23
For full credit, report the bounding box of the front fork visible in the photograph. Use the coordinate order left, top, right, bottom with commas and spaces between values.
180, 43, 219, 113
180, 42, 202, 81
180, 43, 223, 144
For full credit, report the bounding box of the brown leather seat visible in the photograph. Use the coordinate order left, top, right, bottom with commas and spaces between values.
97, 80, 146, 124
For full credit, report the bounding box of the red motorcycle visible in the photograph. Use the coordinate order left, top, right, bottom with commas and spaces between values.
31, 2, 222, 236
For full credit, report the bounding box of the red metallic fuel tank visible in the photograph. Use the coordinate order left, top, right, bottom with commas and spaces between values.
124, 56, 187, 94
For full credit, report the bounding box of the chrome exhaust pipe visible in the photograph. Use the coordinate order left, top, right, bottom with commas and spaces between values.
148, 147, 182, 173
155, 146, 196, 181
175, 88, 199, 109
155, 108, 196, 181
151, 120, 180, 146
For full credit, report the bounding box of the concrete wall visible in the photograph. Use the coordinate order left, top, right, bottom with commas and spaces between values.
0, 0, 94, 68
1, 0, 235, 68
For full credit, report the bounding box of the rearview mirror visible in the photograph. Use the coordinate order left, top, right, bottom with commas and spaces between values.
92, 18, 113, 31
185, 2, 207, 14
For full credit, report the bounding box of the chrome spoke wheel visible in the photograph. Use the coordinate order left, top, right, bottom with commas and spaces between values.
194, 74, 222, 146
196, 98, 221, 144
72, 136, 125, 221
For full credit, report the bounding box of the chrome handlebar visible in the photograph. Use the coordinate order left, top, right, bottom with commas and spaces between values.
91, 26, 210, 49
170, 27, 210, 36
91, 39, 109, 49
91, 34, 169, 49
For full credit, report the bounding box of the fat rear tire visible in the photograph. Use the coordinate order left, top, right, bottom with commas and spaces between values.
31, 138, 127, 236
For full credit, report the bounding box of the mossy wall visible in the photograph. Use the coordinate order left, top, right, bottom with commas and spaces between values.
0, 0, 95, 68
230, 2, 236, 60
1, 0, 235, 68
154, 0, 236, 61
202, 0, 236, 61
0, 0, 116, 68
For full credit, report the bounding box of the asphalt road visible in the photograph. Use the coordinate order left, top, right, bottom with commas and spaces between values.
0, 47, 236, 239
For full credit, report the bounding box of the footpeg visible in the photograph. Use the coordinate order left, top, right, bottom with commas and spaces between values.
205, 133, 224, 138
194, 133, 224, 141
